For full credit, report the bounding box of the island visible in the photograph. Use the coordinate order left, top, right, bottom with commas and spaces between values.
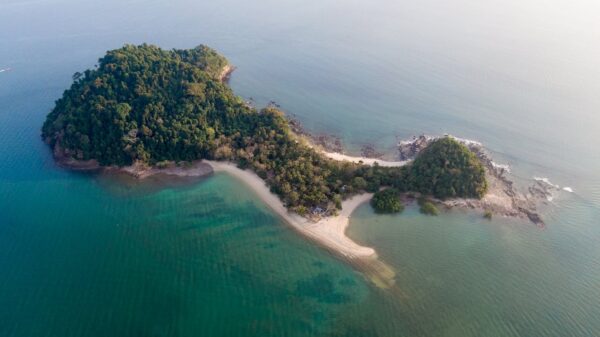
42, 44, 540, 286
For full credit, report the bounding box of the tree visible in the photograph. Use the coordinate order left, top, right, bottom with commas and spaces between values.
371, 189, 404, 213
352, 176, 367, 191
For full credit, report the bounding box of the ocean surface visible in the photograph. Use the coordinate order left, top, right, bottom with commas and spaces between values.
1, 0, 599, 336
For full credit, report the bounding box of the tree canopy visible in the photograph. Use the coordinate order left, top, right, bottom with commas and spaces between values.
371, 189, 404, 213
42, 44, 247, 166
409, 137, 488, 199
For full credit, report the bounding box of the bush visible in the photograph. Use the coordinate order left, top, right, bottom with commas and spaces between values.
371, 189, 404, 214
352, 176, 367, 191
419, 201, 439, 216
156, 160, 170, 169
334, 194, 342, 210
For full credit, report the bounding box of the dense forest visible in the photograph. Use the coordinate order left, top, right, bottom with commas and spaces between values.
42, 44, 487, 216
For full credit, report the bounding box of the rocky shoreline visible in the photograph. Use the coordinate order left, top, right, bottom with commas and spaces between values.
288, 116, 345, 153
398, 135, 546, 227
52, 142, 102, 171
52, 143, 214, 179
111, 160, 213, 179
218, 64, 235, 82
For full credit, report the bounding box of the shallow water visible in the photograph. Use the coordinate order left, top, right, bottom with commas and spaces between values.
1, 0, 599, 336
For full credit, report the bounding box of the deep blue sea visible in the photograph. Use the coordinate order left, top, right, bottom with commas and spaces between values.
1, 0, 599, 336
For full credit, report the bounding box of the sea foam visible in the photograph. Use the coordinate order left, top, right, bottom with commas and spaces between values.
534, 177, 560, 189
447, 135, 483, 147
397, 135, 434, 146
491, 161, 511, 173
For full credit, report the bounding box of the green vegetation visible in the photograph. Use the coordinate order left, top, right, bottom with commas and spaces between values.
419, 201, 439, 216
42, 44, 240, 166
42, 44, 488, 217
180, 45, 231, 79
409, 137, 488, 199
371, 189, 404, 213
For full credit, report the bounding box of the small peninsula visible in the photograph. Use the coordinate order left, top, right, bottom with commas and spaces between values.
42, 44, 513, 283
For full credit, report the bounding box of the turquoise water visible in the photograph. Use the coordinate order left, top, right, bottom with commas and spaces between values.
1, 0, 599, 336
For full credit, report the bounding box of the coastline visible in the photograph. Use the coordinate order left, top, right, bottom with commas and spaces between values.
218, 64, 235, 82
206, 160, 376, 259
51, 141, 543, 287
52, 146, 399, 287
52, 146, 396, 287
398, 135, 546, 226
436, 168, 545, 227
53, 144, 216, 180
206, 160, 397, 288
111, 160, 213, 179
321, 151, 409, 167
55, 131, 545, 237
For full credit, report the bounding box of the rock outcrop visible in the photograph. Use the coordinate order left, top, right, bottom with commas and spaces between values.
397, 134, 546, 227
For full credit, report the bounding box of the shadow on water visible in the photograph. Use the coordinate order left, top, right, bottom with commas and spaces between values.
92, 170, 215, 197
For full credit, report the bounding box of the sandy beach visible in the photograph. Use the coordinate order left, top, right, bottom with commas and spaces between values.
206, 160, 377, 258
322, 151, 409, 167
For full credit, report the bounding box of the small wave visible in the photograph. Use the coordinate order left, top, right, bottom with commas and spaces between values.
446, 134, 483, 147
0, 68, 11, 73
534, 177, 560, 189
491, 161, 511, 173
563, 187, 574, 193
398, 134, 482, 148
398, 135, 434, 146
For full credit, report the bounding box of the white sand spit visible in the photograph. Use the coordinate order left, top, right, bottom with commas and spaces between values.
322, 152, 409, 167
